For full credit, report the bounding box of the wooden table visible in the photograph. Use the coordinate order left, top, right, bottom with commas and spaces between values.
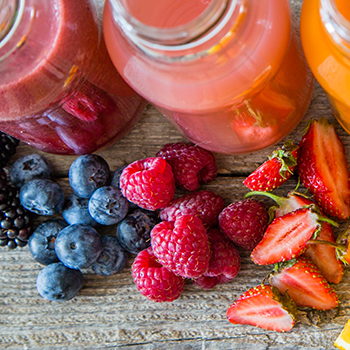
1, 1, 349, 349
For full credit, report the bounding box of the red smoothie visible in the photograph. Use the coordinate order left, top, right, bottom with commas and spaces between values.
0, 0, 146, 154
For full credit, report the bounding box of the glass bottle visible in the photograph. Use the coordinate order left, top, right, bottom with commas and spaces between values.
103, 0, 314, 155
300, 0, 350, 135
0, 0, 146, 155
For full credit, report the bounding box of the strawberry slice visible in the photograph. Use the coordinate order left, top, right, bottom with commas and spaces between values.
246, 191, 344, 283
269, 256, 339, 310
63, 81, 117, 122
297, 118, 350, 220
251, 206, 336, 265
243, 141, 298, 192
304, 222, 344, 284
227, 284, 297, 332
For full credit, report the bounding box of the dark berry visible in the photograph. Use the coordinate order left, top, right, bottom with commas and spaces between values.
88, 186, 129, 225
10, 153, 53, 187
156, 142, 217, 191
116, 209, 159, 254
91, 236, 128, 276
29, 218, 68, 265
55, 224, 102, 270
19, 179, 65, 215
36, 262, 83, 301
0, 132, 19, 167
111, 165, 140, 211
62, 193, 98, 227
110, 165, 128, 188
69, 154, 110, 199
0, 184, 34, 249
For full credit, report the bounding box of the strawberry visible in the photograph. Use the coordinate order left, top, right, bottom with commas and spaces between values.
297, 118, 350, 220
250, 206, 337, 265
269, 256, 339, 310
246, 191, 344, 283
63, 81, 117, 122
227, 284, 297, 332
245, 190, 313, 219
243, 141, 298, 192
304, 222, 344, 284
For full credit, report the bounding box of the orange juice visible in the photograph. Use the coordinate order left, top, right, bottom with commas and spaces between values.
104, 0, 314, 154
300, 0, 350, 135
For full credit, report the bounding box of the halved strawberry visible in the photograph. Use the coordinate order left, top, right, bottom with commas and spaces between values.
243, 141, 298, 192
304, 222, 344, 284
247, 191, 344, 283
227, 284, 297, 332
297, 118, 350, 220
269, 256, 339, 310
251, 206, 336, 265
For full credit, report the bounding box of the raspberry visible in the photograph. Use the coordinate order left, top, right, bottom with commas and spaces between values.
218, 198, 269, 251
160, 190, 224, 228
156, 142, 217, 191
120, 157, 175, 211
132, 247, 186, 302
193, 228, 241, 289
151, 215, 210, 279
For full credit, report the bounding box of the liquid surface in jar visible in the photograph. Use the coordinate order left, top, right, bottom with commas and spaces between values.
123, 0, 212, 27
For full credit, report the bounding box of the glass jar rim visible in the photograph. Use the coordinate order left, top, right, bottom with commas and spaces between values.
321, 0, 350, 47
109, 0, 239, 53
0, 0, 25, 49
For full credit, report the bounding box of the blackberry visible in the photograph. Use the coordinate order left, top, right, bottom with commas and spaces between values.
0, 183, 34, 249
0, 132, 19, 167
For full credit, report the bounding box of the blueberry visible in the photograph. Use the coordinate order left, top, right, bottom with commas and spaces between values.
111, 165, 140, 211
10, 154, 53, 187
36, 262, 83, 301
55, 224, 102, 269
62, 193, 98, 227
116, 209, 159, 254
19, 179, 65, 215
69, 154, 110, 199
91, 236, 128, 276
110, 165, 128, 188
29, 218, 68, 265
88, 186, 129, 225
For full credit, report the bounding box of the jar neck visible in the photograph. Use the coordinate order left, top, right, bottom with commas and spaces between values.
0, 0, 25, 48
320, 0, 350, 55
109, 0, 245, 61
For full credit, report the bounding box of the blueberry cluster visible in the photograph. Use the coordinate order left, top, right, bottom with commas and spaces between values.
8, 153, 159, 302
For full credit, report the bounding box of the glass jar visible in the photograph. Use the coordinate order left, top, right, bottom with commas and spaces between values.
103, 0, 314, 154
300, 0, 350, 135
0, 0, 146, 155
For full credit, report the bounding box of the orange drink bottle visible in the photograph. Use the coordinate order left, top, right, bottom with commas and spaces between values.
300, 0, 350, 134
103, 0, 314, 154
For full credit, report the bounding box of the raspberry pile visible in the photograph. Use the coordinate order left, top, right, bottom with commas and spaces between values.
121, 142, 253, 302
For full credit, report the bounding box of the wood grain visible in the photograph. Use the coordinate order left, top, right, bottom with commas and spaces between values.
1, 1, 349, 349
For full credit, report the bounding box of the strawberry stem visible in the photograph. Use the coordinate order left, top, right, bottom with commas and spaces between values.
317, 215, 339, 228
307, 239, 346, 251
245, 191, 281, 203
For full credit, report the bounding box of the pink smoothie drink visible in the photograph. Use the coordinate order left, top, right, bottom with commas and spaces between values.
0, 0, 146, 155
103, 0, 314, 154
